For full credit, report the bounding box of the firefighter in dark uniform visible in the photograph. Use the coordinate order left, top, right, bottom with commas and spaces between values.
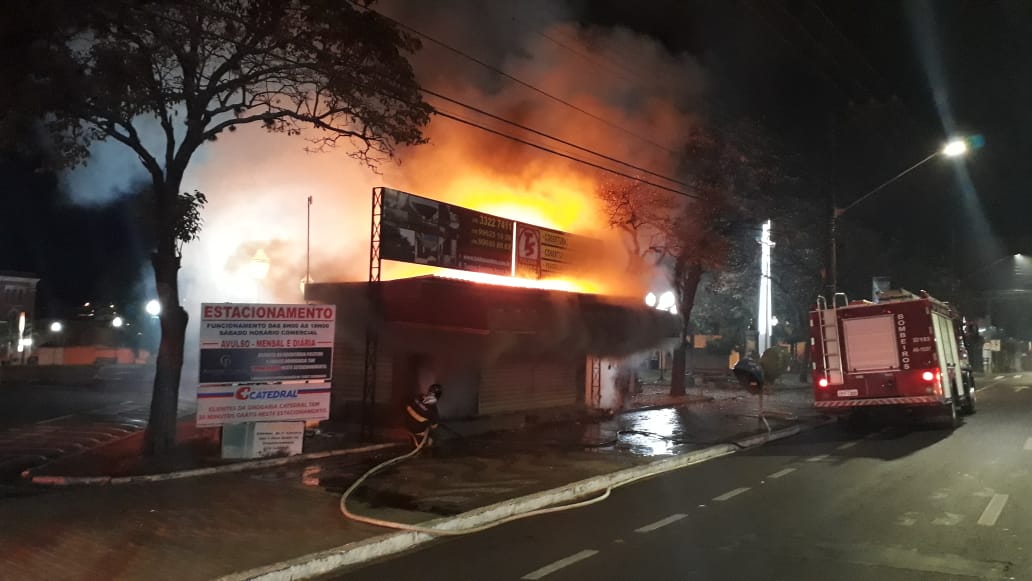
404, 384, 442, 448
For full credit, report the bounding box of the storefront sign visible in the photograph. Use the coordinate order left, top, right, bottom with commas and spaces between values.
196, 383, 331, 427
199, 303, 335, 383
252, 421, 305, 457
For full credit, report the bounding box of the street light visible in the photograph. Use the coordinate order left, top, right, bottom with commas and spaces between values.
49, 321, 63, 333
111, 316, 124, 328
657, 291, 676, 312
942, 139, 968, 157
830, 135, 980, 293
145, 299, 161, 317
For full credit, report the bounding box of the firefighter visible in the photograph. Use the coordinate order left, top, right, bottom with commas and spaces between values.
404, 383, 442, 449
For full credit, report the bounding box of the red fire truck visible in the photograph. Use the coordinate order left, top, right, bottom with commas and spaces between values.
809, 289, 976, 428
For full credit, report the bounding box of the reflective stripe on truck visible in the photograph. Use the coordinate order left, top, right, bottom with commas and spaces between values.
815, 395, 943, 408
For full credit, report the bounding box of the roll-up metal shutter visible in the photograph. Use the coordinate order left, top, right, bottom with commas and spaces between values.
478, 358, 578, 415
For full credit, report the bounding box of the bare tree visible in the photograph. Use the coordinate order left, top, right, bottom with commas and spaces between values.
2, 0, 432, 454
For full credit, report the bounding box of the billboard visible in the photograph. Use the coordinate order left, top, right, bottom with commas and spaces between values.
196, 383, 331, 427
199, 303, 336, 384
380, 188, 514, 276
515, 222, 592, 279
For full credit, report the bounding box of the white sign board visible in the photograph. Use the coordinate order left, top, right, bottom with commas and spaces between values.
196, 383, 331, 427
252, 422, 304, 457
987, 339, 1002, 352
199, 303, 336, 384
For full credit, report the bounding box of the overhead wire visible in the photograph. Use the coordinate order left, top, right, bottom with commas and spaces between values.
420, 87, 696, 191
433, 107, 701, 199
138, 1, 701, 199
345, 0, 682, 157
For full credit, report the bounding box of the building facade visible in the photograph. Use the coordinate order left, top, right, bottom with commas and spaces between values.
0, 271, 39, 361
306, 276, 677, 430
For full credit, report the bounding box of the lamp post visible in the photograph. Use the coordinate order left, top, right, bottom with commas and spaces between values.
830, 136, 978, 294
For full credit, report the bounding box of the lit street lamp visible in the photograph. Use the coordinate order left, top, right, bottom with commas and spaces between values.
111, 316, 124, 328
49, 321, 63, 333
145, 299, 161, 317
830, 135, 982, 294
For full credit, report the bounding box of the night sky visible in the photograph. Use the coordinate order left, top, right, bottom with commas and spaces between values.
3, 1, 1031, 324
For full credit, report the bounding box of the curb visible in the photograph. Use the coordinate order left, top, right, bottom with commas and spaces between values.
217, 420, 825, 581
24, 442, 403, 486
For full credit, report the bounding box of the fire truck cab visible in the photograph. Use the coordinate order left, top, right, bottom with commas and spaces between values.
809, 289, 976, 428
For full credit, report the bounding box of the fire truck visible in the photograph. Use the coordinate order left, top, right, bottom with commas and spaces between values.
809, 289, 976, 428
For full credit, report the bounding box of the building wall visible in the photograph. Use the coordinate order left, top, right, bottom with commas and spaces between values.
328, 328, 583, 422
0, 273, 40, 360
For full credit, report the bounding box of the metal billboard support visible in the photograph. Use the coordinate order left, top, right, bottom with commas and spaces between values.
361, 187, 383, 441
588, 356, 602, 409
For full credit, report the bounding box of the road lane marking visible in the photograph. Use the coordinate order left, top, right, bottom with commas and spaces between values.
837, 441, 859, 450
768, 468, 796, 479
807, 454, 830, 462
932, 512, 963, 526
521, 550, 599, 580
713, 487, 750, 501
995, 375, 1005, 380
1015, 375, 1023, 379
1025, 438, 1032, 451
977, 494, 1009, 527
634, 513, 687, 533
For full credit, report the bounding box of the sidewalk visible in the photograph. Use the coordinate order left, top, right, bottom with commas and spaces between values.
0, 390, 819, 581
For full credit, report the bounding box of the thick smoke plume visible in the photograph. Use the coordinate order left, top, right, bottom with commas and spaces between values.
64, 0, 705, 322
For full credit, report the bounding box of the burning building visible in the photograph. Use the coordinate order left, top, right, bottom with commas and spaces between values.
304, 186, 678, 433
306, 276, 677, 430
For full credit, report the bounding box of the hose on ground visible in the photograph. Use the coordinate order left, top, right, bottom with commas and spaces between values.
339, 430, 672, 536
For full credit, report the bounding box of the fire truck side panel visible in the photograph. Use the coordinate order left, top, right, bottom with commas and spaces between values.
811, 297, 955, 411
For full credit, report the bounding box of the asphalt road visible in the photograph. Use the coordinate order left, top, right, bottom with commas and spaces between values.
337, 374, 1032, 580
0, 382, 151, 430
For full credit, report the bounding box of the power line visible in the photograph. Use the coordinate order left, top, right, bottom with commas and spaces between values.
346, 0, 681, 157
420, 87, 695, 191
140, 2, 696, 200
432, 107, 701, 200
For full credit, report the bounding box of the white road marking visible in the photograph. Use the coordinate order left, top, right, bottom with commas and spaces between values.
807, 454, 830, 462
713, 487, 750, 502
932, 512, 963, 526
1025, 437, 1032, 451
521, 550, 599, 580
1015, 375, 1024, 379
768, 468, 796, 479
994, 375, 1005, 380
634, 513, 687, 533
837, 441, 859, 450
1014, 386, 1030, 393
977, 494, 1010, 527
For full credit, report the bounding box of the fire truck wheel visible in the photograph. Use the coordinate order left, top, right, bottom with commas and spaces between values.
938, 396, 960, 430
960, 377, 977, 415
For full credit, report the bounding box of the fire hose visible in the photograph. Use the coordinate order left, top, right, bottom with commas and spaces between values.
339, 414, 788, 534
339, 430, 675, 536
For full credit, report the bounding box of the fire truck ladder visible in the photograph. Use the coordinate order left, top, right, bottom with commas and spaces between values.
815, 293, 848, 385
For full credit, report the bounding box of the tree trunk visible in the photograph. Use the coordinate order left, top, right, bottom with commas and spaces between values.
670, 337, 688, 396
144, 182, 188, 456
670, 263, 704, 396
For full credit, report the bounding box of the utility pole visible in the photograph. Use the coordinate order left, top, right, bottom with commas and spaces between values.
306, 195, 313, 291
829, 139, 975, 295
